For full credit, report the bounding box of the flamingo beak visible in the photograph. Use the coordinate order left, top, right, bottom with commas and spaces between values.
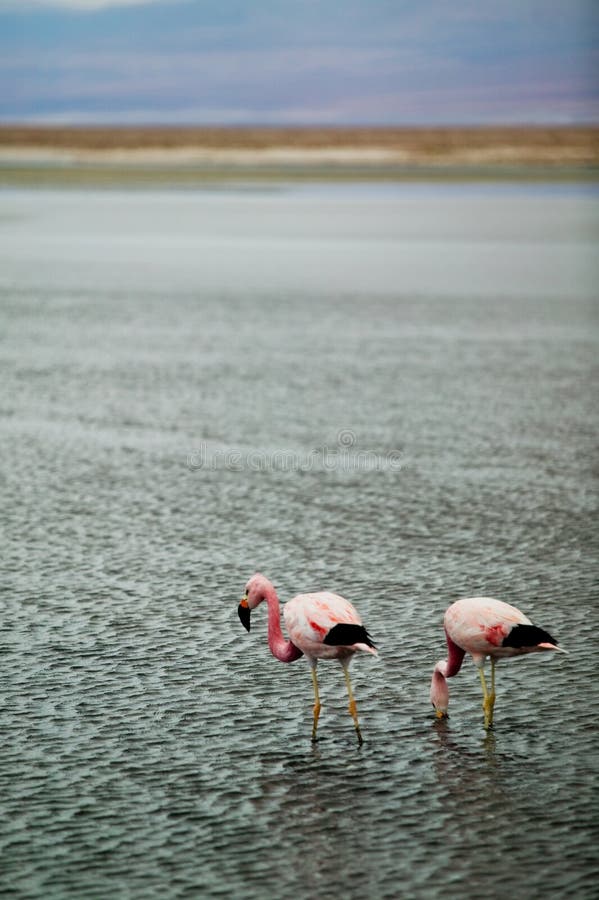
238, 595, 251, 632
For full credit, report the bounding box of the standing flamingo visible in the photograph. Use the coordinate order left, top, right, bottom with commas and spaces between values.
238, 573, 377, 744
430, 597, 565, 728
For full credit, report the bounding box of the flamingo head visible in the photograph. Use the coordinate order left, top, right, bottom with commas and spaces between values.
238, 572, 271, 631
430, 668, 449, 718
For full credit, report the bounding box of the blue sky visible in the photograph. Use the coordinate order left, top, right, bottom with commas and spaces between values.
1, 0, 597, 124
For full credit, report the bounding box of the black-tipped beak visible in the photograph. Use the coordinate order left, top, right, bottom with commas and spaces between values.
238, 598, 251, 632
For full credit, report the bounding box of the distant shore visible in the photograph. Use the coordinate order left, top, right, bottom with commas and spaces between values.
1, 125, 597, 184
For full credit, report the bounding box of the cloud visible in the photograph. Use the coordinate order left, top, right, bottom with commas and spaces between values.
0, 0, 597, 123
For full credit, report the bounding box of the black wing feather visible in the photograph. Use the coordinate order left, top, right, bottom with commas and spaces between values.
323, 623, 376, 649
502, 623, 557, 648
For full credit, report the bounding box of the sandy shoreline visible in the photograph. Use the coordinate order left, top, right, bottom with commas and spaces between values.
1, 125, 597, 182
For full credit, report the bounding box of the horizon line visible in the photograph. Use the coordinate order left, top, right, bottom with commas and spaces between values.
2, 121, 599, 130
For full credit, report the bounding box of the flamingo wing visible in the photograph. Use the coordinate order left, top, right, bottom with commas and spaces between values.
284, 592, 376, 657
445, 597, 533, 655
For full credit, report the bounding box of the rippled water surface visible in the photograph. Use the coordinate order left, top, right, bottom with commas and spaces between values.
1, 183, 598, 898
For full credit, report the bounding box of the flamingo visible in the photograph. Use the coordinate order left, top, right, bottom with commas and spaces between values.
238, 573, 377, 744
430, 597, 565, 728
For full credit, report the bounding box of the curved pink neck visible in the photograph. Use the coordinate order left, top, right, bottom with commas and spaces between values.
260, 583, 303, 663
436, 630, 465, 678
430, 630, 466, 713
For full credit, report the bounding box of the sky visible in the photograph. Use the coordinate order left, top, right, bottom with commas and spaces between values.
0, 0, 597, 125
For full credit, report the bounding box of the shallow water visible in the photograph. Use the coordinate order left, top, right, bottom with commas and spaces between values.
1, 183, 598, 899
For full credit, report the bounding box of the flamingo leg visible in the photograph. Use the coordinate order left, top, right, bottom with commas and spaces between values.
310, 665, 321, 742
488, 658, 497, 726
342, 663, 363, 746
478, 663, 494, 729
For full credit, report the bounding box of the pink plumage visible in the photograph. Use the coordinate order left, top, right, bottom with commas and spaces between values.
238, 573, 377, 743
430, 596, 565, 728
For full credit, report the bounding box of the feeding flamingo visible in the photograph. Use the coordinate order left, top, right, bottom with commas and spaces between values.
430, 597, 565, 728
238, 573, 377, 744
